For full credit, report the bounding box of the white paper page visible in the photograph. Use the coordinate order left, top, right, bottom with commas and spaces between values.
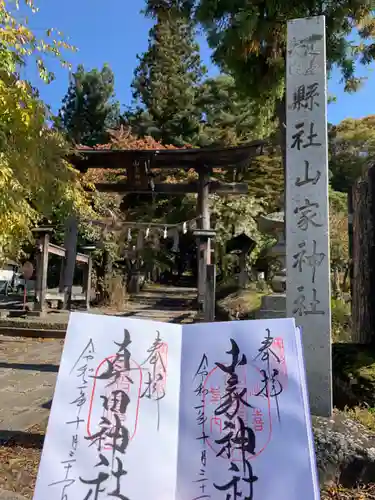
33, 313, 182, 500
177, 318, 319, 500
295, 327, 321, 499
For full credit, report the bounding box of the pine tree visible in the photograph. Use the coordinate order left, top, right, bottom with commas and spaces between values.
58, 64, 120, 146
196, 74, 275, 147
195, 0, 375, 170
131, 1, 206, 146
329, 115, 375, 192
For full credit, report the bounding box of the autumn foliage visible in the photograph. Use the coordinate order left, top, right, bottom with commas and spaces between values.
79, 126, 195, 185
0, 0, 91, 259
78, 125, 191, 150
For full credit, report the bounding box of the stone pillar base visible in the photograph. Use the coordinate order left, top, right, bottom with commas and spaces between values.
256, 294, 286, 319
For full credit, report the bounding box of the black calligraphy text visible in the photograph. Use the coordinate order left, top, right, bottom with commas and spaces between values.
213, 340, 257, 500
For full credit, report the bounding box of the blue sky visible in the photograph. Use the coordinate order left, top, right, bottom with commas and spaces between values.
20, 0, 375, 124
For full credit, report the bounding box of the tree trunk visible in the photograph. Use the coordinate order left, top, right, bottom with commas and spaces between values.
352, 166, 375, 344
276, 92, 287, 293
97, 250, 112, 304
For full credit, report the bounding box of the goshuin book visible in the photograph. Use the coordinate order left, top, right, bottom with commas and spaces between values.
33, 313, 320, 500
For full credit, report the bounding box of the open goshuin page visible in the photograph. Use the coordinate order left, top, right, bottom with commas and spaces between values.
33, 313, 320, 500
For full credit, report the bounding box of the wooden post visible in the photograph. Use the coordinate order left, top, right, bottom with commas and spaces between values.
133, 229, 144, 293
83, 255, 93, 310
152, 232, 160, 282
63, 215, 78, 309
58, 258, 65, 293
81, 245, 95, 311
347, 186, 354, 297
197, 168, 211, 309
34, 230, 50, 313
196, 174, 203, 307
205, 264, 216, 322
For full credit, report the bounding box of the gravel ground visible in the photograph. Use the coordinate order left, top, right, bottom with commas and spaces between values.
0, 418, 47, 499
0, 417, 374, 499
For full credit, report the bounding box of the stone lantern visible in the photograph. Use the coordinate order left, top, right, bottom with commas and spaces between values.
257, 211, 286, 318
226, 232, 256, 289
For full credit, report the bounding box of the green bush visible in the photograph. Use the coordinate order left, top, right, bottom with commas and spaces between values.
331, 297, 351, 342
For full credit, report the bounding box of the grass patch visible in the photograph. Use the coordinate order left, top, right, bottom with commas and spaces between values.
321, 483, 375, 499
331, 298, 352, 343
333, 344, 375, 408
343, 405, 375, 432
217, 289, 264, 320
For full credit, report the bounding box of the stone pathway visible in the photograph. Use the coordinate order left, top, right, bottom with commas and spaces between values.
0, 336, 63, 441
0, 284, 197, 499
0, 489, 27, 499
0, 284, 197, 439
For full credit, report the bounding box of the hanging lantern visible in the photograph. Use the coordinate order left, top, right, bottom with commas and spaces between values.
182, 221, 187, 234
163, 227, 167, 239
145, 227, 150, 239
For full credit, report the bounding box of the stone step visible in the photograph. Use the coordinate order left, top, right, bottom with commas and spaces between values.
127, 297, 195, 308
126, 311, 196, 323
256, 309, 287, 319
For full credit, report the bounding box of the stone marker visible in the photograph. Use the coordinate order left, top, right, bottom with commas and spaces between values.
286, 15, 332, 417
257, 211, 287, 319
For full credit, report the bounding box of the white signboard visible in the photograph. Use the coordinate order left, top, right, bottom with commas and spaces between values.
286, 15, 332, 417
34, 313, 320, 500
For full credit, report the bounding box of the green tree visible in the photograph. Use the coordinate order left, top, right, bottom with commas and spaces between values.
195, 0, 375, 167
0, 0, 93, 260
196, 74, 275, 147
193, 74, 283, 209
329, 188, 349, 296
58, 64, 120, 146
329, 115, 375, 192
122, 107, 160, 139
130, 1, 206, 146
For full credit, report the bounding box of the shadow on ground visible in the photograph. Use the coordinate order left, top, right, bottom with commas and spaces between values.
0, 363, 58, 372
0, 430, 45, 448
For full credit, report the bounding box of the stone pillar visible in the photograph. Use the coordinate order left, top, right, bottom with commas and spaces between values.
286, 16, 332, 417
238, 252, 248, 289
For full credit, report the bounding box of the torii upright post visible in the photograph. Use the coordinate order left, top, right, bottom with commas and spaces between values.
33, 227, 52, 314
62, 215, 78, 309
197, 168, 211, 311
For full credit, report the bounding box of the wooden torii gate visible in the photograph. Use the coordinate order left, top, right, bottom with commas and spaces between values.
69, 141, 265, 320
